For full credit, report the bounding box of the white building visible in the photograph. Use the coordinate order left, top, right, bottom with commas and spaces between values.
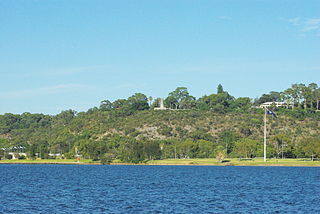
259, 102, 292, 108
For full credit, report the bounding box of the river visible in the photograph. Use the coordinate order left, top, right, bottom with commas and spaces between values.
0, 165, 319, 213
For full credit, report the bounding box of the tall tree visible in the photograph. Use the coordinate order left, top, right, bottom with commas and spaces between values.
127, 93, 149, 111
300, 84, 310, 109
148, 96, 153, 106
100, 100, 113, 111
308, 83, 318, 109
302, 137, 320, 161
166, 87, 194, 109
217, 84, 224, 94
270, 134, 290, 159
315, 88, 320, 110
291, 84, 301, 108
233, 138, 259, 158
284, 88, 294, 109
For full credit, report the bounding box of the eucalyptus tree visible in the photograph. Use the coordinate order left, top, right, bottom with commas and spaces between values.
255, 91, 281, 105
270, 134, 290, 159
291, 84, 301, 108
308, 83, 318, 109
165, 87, 194, 109
55, 110, 77, 125
112, 99, 127, 109
230, 97, 252, 111
233, 138, 259, 158
100, 100, 113, 111
315, 88, 320, 110
180, 95, 196, 109
127, 93, 149, 111
301, 84, 311, 109
148, 96, 153, 106
302, 137, 320, 161
284, 88, 295, 109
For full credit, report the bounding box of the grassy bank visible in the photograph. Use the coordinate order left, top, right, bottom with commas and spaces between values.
0, 159, 99, 165
148, 158, 320, 166
1, 158, 319, 166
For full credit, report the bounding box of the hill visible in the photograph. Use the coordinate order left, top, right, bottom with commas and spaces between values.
1, 83, 320, 162
0, 108, 319, 163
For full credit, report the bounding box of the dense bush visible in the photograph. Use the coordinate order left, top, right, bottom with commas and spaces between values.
1, 83, 320, 162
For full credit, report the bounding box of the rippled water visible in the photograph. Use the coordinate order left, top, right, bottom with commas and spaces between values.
0, 165, 319, 213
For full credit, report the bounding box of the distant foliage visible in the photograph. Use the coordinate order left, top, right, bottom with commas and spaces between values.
0, 83, 320, 162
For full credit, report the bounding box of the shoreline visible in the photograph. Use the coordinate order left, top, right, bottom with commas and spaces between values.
1, 160, 319, 167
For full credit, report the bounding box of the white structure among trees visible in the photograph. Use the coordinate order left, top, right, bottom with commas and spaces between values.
154, 98, 167, 110
259, 102, 292, 108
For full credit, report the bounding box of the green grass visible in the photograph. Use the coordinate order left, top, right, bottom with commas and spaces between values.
1, 158, 319, 166
147, 158, 320, 166
0, 159, 99, 164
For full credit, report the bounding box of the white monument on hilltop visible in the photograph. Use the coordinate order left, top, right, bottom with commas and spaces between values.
154, 98, 167, 110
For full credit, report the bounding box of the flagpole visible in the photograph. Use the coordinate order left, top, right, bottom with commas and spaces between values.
264, 107, 267, 162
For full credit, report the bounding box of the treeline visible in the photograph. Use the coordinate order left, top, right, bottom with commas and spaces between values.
97, 83, 320, 113
0, 83, 320, 162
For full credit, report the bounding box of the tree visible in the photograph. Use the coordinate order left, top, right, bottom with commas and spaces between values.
233, 138, 259, 158
308, 83, 318, 109
150, 98, 161, 109
100, 153, 115, 164
180, 96, 196, 109
291, 84, 301, 108
291, 83, 306, 108
270, 134, 290, 159
284, 88, 295, 109
165, 87, 195, 109
143, 141, 161, 160
218, 130, 239, 157
197, 140, 215, 158
255, 91, 281, 105
112, 99, 127, 109
118, 138, 144, 163
217, 84, 224, 94
100, 100, 113, 111
300, 84, 310, 109
76, 139, 98, 159
127, 93, 149, 111
165, 96, 178, 109
231, 97, 252, 111
148, 96, 153, 106
302, 137, 320, 161
315, 88, 320, 110
197, 91, 234, 112
55, 110, 76, 125
176, 139, 195, 159
215, 145, 226, 162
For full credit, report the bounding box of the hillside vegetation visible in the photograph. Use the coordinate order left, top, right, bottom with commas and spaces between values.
1, 83, 320, 163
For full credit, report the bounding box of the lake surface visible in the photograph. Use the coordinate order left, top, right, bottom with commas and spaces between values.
0, 165, 319, 213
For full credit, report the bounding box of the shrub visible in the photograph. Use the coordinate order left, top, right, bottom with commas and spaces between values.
18, 155, 26, 160
216, 151, 226, 163
101, 153, 115, 165
5, 154, 13, 160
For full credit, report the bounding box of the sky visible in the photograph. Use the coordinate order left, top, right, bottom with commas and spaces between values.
0, 0, 319, 115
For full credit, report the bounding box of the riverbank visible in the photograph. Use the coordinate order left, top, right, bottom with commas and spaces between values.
0, 159, 100, 165
1, 158, 320, 167
147, 158, 320, 167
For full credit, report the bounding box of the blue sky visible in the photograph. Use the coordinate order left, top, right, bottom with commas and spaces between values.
0, 0, 319, 114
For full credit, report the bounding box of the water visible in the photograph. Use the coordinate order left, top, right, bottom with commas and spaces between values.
0, 165, 319, 214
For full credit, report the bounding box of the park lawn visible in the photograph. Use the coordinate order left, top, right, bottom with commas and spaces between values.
147, 158, 320, 167
1, 158, 319, 166
0, 159, 99, 164
147, 158, 221, 165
